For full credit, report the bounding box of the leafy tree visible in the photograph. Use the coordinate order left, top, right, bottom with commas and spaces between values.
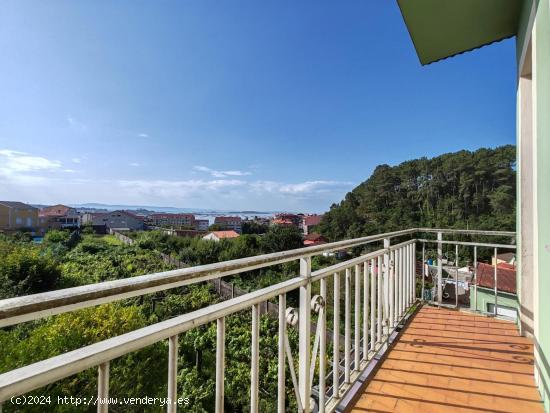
0, 304, 166, 413
260, 225, 303, 253
319, 145, 516, 240
241, 220, 269, 235
0, 240, 61, 299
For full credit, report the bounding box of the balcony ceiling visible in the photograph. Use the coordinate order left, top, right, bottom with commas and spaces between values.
397, 0, 523, 65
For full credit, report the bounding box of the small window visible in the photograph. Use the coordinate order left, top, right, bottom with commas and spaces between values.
487, 303, 517, 320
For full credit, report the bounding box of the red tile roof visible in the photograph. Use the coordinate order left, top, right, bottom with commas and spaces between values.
272, 218, 294, 225
209, 230, 240, 239
475, 262, 517, 294
304, 233, 327, 242
39, 204, 72, 217
303, 215, 322, 226
304, 239, 327, 246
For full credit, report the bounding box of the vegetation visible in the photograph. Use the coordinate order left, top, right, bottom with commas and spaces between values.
319, 145, 516, 240
0, 226, 308, 412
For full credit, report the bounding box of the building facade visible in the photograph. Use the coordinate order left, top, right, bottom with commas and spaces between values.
194, 219, 209, 231
149, 213, 195, 228
92, 210, 145, 231
301, 214, 323, 235
0, 201, 39, 231
39, 204, 80, 230
214, 216, 242, 233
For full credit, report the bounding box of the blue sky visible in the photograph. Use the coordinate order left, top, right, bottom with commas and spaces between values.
0, 1, 517, 212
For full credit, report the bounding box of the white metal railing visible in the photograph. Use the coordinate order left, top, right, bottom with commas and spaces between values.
417, 236, 517, 317
0, 228, 515, 412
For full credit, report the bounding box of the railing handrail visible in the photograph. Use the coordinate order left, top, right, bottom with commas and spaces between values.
0, 277, 306, 401
0, 228, 514, 327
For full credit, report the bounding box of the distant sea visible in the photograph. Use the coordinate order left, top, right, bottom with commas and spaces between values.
67, 203, 278, 224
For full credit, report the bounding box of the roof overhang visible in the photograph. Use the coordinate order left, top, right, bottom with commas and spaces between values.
397, 0, 523, 65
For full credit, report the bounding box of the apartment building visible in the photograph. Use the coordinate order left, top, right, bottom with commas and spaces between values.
92, 210, 145, 231
214, 216, 242, 233
0, 201, 39, 231
39, 204, 80, 230
149, 213, 195, 228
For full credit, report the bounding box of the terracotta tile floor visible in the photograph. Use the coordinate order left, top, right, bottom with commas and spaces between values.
351, 306, 544, 413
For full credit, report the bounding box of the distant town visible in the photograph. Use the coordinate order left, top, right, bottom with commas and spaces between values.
0, 201, 327, 247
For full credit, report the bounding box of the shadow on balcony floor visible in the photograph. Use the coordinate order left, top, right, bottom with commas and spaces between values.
350, 306, 544, 413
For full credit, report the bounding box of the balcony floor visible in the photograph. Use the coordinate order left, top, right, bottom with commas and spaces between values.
350, 306, 544, 413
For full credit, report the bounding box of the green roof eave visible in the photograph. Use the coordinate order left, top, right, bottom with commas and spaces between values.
397, 0, 523, 65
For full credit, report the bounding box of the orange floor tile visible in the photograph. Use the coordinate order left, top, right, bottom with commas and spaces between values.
350, 306, 544, 413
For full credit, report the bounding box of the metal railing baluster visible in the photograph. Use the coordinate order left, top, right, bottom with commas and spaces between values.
298, 257, 312, 413
215, 319, 225, 413
363, 262, 369, 360
389, 250, 394, 329
332, 272, 340, 400
354, 265, 360, 371
377, 255, 382, 343
494, 247, 498, 316
474, 246, 478, 311
455, 244, 459, 308
344, 267, 351, 383
167, 335, 179, 413
278, 294, 286, 413
370, 259, 376, 351
97, 362, 109, 413
250, 304, 260, 413
319, 278, 327, 412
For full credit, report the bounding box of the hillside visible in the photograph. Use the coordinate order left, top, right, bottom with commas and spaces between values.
318, 145, 516, 240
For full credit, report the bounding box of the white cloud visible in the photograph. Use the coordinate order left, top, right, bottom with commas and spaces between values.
138, 133, 149, 138
0, 149, 62, 173
251, 180, 353, 196
71, 158, 81, 164
0, 149, 80, 189
129, 162, 140, 167
117, 178, 246, 199
193, 165, 252, 178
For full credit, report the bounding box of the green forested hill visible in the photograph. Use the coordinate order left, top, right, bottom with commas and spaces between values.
319, 145, 516, 240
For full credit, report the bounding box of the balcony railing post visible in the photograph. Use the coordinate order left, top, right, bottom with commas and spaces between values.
384, 239, 393, 331
474, 246, 478, 311
167, 335, 179, 413
215, 319, 225, 413
376, 255, 382, 343
393, 249, 398, 326
298, 257, 312, 413
398, 247, 405, 317
277, 294, 286, 413
412, 242, 416, 303
250, 304, 260, 413
344, 267, 351, 383
97, 362, 109, 413
332, 272, 340, 400
455, 244, 459, 308
437, 232, 443, 306
370, 258, 376, 351
319, 277, 327, 412
494, 247, 498, 316
404, 245, 409, 309
354, 265, 360, 371
421, 242, 425, 302
363, 263, 369, 359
